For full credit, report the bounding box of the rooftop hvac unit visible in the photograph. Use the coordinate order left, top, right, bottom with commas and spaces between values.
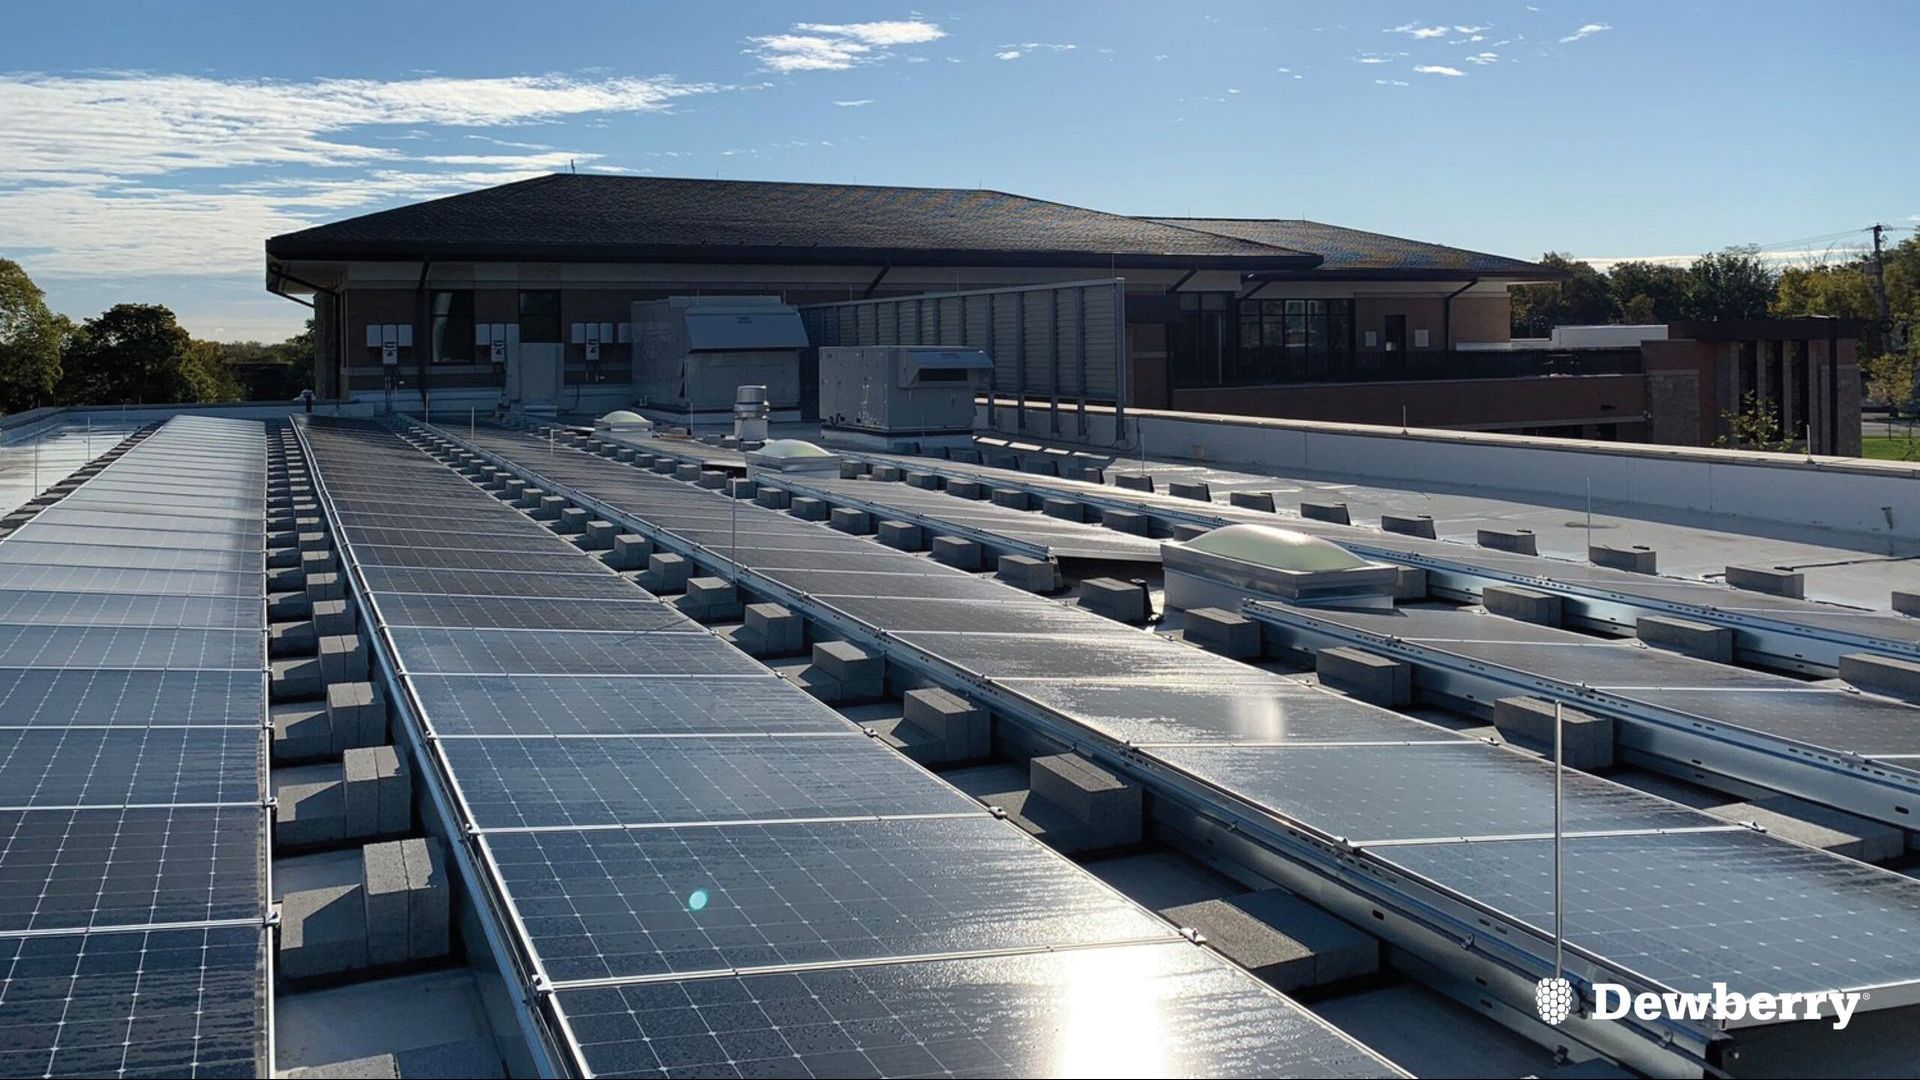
630, 296, 808, 416
819, 345, 992, 451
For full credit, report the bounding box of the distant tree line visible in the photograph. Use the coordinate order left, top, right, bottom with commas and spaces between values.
1513, 239, 1919, 408
0, 258, 314, 416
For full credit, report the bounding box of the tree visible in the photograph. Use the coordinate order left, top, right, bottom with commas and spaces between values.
1716, 390, 1792, 452
58, 303, 201, 405
1511, 253, 1618, 337
0, 259, 63, 414
1605, 260, 1691, 323
1685, 246, 1776, 321
1863, 348, 1918, 411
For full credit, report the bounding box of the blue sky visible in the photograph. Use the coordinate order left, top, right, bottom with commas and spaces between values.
3, 1, 1915, 341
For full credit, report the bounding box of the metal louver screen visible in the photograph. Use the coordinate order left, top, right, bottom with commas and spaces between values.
800, 279, 1126, 437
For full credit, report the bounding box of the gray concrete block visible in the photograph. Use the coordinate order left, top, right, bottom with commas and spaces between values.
1492, 696, 1615, 770
741, 602, 804, 656
270, 620, 317, 659
755, 486, 792, 509
1636, 614, 1734, 662
514, 486, 546, 510
271, 703, 332, 763
905, 471, 941, 490
829, 507, 873, 534
581, 519, 617, 550
1080, 577, 1149, 623
311, 598, 355, 639
642, 552, 690, 593
811, 640, 880, 685
1392, 567, 1428, 601
1317, 646, 1411, 707
1707, 794, 1905, 862
268, 565, 308, 593
276, 763, 346, 848
1591, 543, 1658, 574
270, 590, 312, 622
1041, 498, 1085, 522
1300, 500, 1350, 525
899, 687, 989, 764
677, 576, 742, 621
996, 554, 1059, 593
1476, 527, 1538, 555
1726, 564, 1805, 599
271, 657, 325, 703
606, 533, 652, 570
789, 496, 829, 521
299, 531, 332, 554
931, 535, 982, 570
1162, 890, 1378, 991
1029, 753, 1141, 847
696, 469, 728, 490
279, 883, 368, 980
947, 479, 988, 500
402, 837, 451, 960
650, 457, 676, 474
1483, 584, 1562, 626
305, 571, 345, 603
1114, 473, 1154, 493
876, 520, 923, 550
319, 633, 369, 685
268, 545, 302, 570
838, 460, 869, 479
501, 478, 528, 502
1168, 480, 1212, 502
674, 463, 703, 482
1172, 523, 1212, 542
726, 478, 757, 500
1184, 607, 1260, 658
327, 681, 386, 752
361, 840, 411, 966
1894, 590, 1920, 617
555, 506, 590, 534
343, 745, 407, 839
1102, 509, 1151, 536
990, 488, 1033, 512
869, 464, 902, 481
1840, 652, 1920, 703
394, 1040, 503, 1079
533, 494, 567, 521
1229, 491, 1276, 512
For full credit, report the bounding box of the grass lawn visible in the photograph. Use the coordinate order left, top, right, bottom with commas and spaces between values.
1862, 435, 1920, 461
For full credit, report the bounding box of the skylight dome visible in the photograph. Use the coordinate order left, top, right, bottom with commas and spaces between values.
1183, 523, 1370, 572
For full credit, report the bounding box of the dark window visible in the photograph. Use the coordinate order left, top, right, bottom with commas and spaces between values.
1169, 292, 1232, 388
430, 290, 474, 364
1226, 298, 1356, 384
917, 367, 971, 383
519, 290, 561, 344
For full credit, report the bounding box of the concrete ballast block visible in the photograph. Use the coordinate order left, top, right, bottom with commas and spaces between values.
678, 576, 742, 621
876, 520, 923, 550
1477, 527, 1538, 555
1299, 501, 1350, 525
790, 496, 828, 521
1894, 590, 1920, 617
1163, 890, 1378, 992
1114, 473, 1155, 493
931, 536, 982, 570
608, 533, 652, 570
1080, 577, 1149, 623
1102, 509, 1151, 536
1840, 653, 1920, 703
327, 681, 385, 752
1591, 544, 1658, 574
898, 687, 989, 764
990, 488, 1033, 512
361, 840, 411, 966
1041, 498, 1086, 522
1171, 523, 1212, 542
318, 633, 369, 685
996, 554, 1059, 593
279, 884, 368, 980
829, 507, 873, 535
1726, 564, 1805, 599
1229, 491, 1276, 512
1029, 753, 1141, 847
755, 487, 792, 510
1492, 696, 1614, 770
1168, 480, 1211, 502
741, 602, 804, 656
1183, 607, 1260, 659
1482, 584, 1562, 626
1317, 646, 1411, 707
402, 837, 451, 960
1636, 614, 1734, 662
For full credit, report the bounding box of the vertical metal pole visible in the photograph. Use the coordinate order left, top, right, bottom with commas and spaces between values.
1585, 477, 1593, 538
1553, 699, 1565, 981
470, 407, 475, 440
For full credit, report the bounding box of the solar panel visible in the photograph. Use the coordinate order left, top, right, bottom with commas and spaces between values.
8, 522, 264, 552
1633, 688, 1920, 758
0, 625, 262, 671
390, 627, 754, 677
0, 805, 264, 932
376, 593, 693, 633
350, 545, 600, 574
1371, 828, 1920, 998
895, 630, 1233, 681
360, 566, 642, 601
483, 816, 1172, 983
554, 941, 1399, 1080
443, 734, 976, 829
0, 728, 262, 808
27, 507, 267, 537
0, 590, 260, 630
0, 563, 263, 599
768, 570, 1018, 601
999, 675, 1467, 747
0, 669, 263, 728
414, 675, 848, 737
0, 540, 260, 575
0, 924, 264, 1078
790, 595, 1093, 636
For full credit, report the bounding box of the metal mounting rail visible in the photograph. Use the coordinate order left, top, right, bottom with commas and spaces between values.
295, 419, 568, 1080
1241, 599, 1920, 831
837, 450, 1920, 676
421, 419, 1729, 1078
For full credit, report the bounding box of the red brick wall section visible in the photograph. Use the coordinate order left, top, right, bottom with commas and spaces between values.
1171, 373, 1648, 432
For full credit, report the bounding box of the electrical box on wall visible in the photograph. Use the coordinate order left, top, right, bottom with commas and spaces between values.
364, 324, 413, 365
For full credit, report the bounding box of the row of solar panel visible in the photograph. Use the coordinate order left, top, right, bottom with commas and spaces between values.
462, 422, 1920, 1019
313, 419, 1401, 1078
0, 415, 269, 1078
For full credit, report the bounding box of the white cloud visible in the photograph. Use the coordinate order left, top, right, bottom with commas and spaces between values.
747, 19, 945, 72
1387, 23, 1450, 39
1453, 24, 1488, 33
1374, 78, 1410, 87
1464, 52, 1499, 64
833, 99, 875, 107
995, 42, 1076, 61
1414, 65, 1466, 76
1559, 22, 1612, 43
995, 50, 1022, 61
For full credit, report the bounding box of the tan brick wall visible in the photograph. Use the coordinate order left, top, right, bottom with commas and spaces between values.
1450, 293, 1510, 344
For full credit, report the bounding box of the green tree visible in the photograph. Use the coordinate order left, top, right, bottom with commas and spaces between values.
1605, 260, 1690, 323
1510, 252, 1617, 336
1685, 246, 1776, 320
58, 303, 201, 405
0, 259, 63, 414
1716, 390, 1792, 452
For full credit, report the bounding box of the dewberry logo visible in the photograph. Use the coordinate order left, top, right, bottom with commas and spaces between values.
1532, 979, 1864, 1030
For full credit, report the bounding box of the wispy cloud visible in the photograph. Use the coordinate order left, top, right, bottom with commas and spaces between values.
1464, 52, 1499, 65
1559, 22, 1612, 44
1414, 65, 1466, 77
746, 19, 945, 72
1374, 78, 1410, 87
995, 42, 1077, 61
1386, 23, 1450, 39
833, 99, 875, 107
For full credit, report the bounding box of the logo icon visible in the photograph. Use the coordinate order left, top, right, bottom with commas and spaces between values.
1535, 977, 1574, 1025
